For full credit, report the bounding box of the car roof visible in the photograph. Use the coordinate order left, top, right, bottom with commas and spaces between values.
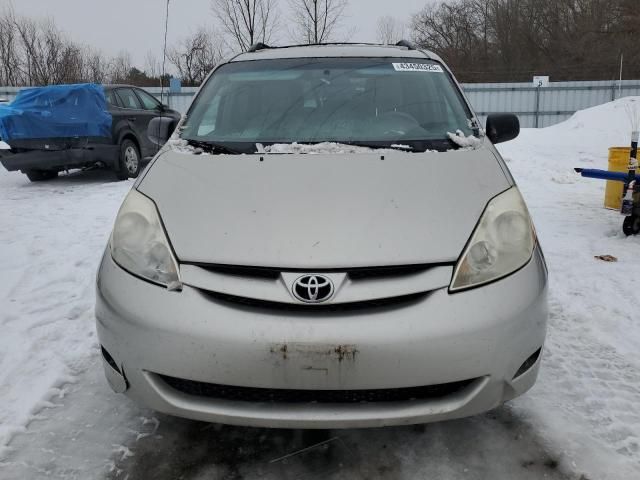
103, 84, 141, 90
231, 43, 443, 64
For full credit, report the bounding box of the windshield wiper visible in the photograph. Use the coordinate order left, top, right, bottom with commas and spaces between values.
341, 142, 416, 152
183, 139, 241, 155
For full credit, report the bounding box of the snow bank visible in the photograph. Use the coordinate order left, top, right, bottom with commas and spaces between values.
497, 96, 640, 479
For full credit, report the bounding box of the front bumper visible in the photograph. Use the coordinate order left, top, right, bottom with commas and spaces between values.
95, 248, 548, 429
0, 144, 118, 172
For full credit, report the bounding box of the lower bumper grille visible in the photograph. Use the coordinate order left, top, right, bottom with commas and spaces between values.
157, 375, 475, 404
202, 290, 428, 313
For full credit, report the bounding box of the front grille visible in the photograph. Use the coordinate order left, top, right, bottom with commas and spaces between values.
346, 264, 441, 280
202, 290, 428, 312
158, 375, 476, 404
184, 262, 449, 282
191, 263, 281, 280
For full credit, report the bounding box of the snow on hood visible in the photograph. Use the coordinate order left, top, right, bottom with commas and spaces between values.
256, 142, 410, 155
165, 140, 413, 156
166, 138, 207, 155
447, 130, 483, 149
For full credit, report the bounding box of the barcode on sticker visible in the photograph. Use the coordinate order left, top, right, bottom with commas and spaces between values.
392, 63, 443, 73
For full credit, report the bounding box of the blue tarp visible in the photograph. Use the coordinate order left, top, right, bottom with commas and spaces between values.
0, 83, 112, 141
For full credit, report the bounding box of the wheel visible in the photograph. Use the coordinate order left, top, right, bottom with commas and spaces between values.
622, 215, 640, 236
25, 169, 58, 182
116, 139, 141, 180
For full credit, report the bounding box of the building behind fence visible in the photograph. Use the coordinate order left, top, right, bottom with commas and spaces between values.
2, 80, 640, 129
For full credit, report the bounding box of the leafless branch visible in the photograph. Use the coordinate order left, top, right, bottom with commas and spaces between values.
288, 0, 348, 44
167, 27, 226, 85
376, 15, 406, 45
211, 0, 279, 52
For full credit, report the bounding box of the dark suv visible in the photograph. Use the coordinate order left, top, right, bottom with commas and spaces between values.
104, 85, 181, 179
0, 84, 181, 181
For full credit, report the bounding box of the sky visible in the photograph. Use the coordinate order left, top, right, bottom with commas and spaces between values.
5, 0, 430, 69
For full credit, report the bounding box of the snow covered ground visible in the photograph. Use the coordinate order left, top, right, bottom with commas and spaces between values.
499, 98, 640, 479
1, 98, 639, 479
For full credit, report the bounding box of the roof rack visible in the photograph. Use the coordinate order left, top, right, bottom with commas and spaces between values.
242, 41, 425, 56
247, 42, 271, 52
395, 40, 416, 50
246, 42, 420, 52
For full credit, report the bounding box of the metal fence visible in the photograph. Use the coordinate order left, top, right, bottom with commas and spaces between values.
2, 80, 640, 129
146, 87, 199, 114
461, 80, 640, 128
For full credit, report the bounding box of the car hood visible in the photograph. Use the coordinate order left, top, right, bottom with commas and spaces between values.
137, 148, 511, 268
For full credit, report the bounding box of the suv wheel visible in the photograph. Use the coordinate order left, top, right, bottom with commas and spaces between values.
116, 139, 141, 180
25, 169, 58, 182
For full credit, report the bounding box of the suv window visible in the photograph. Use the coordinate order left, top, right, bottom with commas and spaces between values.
135, 89, 162, 111
105, 89, 120, 107
181, 57, 474, 152
116, 88, 142, 109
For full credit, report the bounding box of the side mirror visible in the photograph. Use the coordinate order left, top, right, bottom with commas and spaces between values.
485, 114, 520, 144
148, 116, 174, 146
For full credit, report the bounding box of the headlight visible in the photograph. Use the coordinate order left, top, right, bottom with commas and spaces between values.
110, 189, 181, 290
450, 187, 535, 292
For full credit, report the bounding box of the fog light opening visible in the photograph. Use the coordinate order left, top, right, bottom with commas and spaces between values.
101, 345, 129, 393
513, 347, 542, 379
101, 346, 121, 373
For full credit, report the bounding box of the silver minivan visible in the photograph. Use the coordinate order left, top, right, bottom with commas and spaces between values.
95, 43, 548, 428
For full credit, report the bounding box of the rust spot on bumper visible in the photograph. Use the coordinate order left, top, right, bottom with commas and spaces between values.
270, 343, 358, 362
333, 344, 358, 361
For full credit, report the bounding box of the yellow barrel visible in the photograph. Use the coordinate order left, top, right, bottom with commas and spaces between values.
605, 147, 633, 210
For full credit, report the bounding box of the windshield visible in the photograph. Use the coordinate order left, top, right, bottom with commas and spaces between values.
180, 57, 476, 153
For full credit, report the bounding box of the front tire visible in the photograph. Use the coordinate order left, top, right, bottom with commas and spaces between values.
25, 170, 58, 182
116, 139, 141, 180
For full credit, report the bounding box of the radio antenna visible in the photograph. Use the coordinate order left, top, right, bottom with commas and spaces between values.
155, 0, 170, 154
160, 0, 170, 104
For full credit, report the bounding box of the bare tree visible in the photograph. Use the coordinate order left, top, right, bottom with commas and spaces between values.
288, 0, 348, 44
0, 9, 175, 86
144, 50, 161, 79
167, 27, 225, 85
109, 50, 133, 83
211, 0, 278, 52
82, 47, 108, 84
0, 6, 21, 85
376, 15, 405, 45
14, 17, 72, 85
410, 0, 640, 82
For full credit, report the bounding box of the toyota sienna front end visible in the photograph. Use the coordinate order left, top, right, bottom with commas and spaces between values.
95, 43, 548, 428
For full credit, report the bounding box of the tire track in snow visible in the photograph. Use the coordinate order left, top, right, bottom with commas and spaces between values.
0, 169, 131, 455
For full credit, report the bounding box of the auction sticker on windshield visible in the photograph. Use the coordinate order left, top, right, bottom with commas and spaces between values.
392, 63, 444, 73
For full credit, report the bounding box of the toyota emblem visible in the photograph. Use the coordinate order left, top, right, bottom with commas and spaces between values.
292, 275, 334, 303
